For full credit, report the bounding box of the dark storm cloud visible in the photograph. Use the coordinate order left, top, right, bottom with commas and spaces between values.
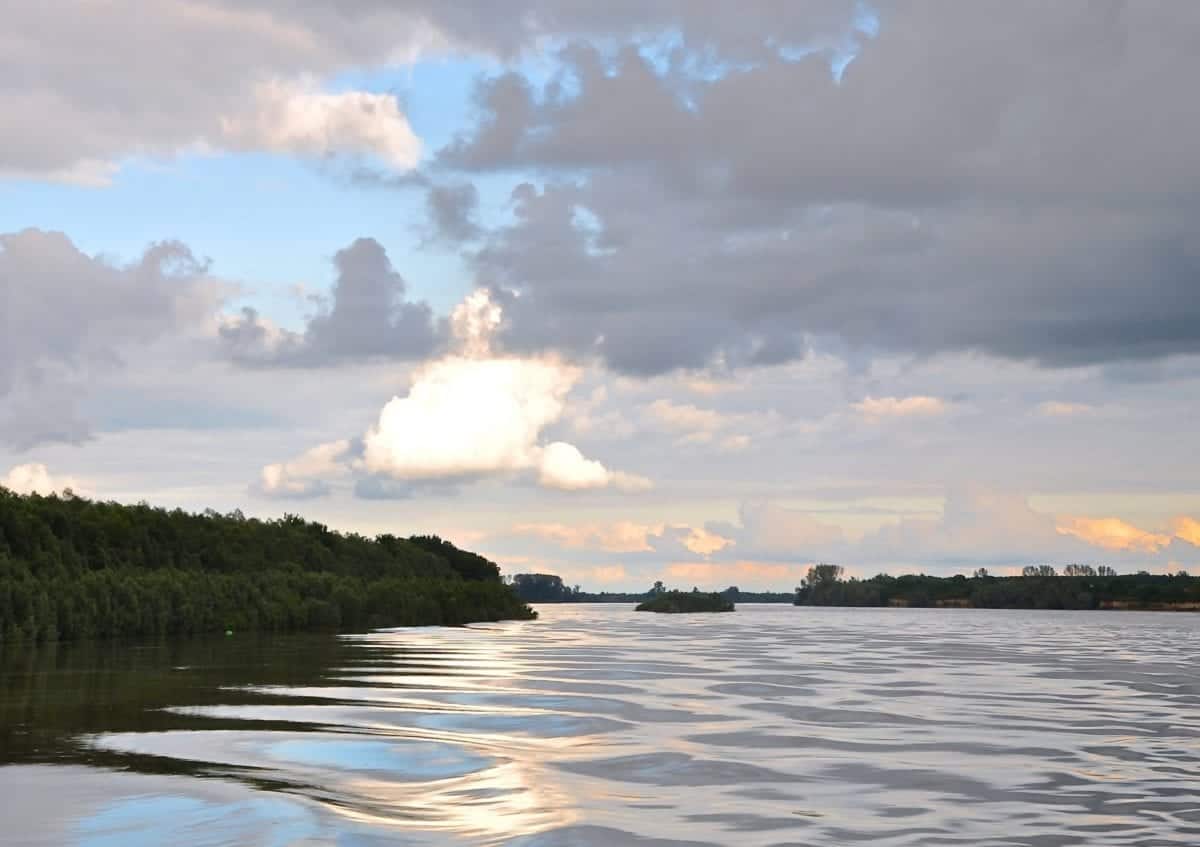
220, 238, 440, 366
433, 2, 1200, 374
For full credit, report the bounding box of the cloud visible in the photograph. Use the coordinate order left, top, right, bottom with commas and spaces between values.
511, 520, 726, 556
350, 474, 465, 500
680, 527, 734, 556
538, 441, 651, 491
538, 441, 610, 490
646, 399, 727, 434
431, 5, 1200, 375
513, 521, 663, 553
1038, 401, 1096, 418
255, 439, 353, 499
221, 238, 438, 366
666, 560, 804, 588
710, 488, 1134, 571
1, 464, 88, 496
853, 395, 947, 420
590, 565, 628, 584
3, 1, 859, 181
0, 3, 449, 181
720, 501, 846, 558
0, 229, 221, 448
260, 288, 648, 494
1056, 516, 1173, 554
858, 488, 1071, 566
360, 289, 646, 490
1173, 517, 1200, 548
220, 79, 421, 171
362, 353, 575, 480
642, 398, 769, 451
426, 182, 482, 242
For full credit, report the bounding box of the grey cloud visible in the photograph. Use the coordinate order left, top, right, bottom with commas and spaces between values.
221, 237, 440, 366
426, 182, 481, 242
0, 393, 92, 453
2, 1, 853, 181
354, 476, 462, 500
433, 2, 1200, 374
0, 229, 218, 448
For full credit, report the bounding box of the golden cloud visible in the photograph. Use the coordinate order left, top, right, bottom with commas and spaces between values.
681, 527, 734, 556
666, 560, 804, 584
1056, 516, 1172, 553
512, 521, 662, 553
590, 565, 627, 584
1172, 516, 1200, 547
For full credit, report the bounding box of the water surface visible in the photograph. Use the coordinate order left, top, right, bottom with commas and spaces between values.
3, 604, 1200, 845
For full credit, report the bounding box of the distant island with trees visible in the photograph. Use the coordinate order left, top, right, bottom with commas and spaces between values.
0, 488, 534, 643
636, 590, 735, 614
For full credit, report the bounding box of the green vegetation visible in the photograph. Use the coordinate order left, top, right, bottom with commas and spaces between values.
510, 574, 791, 603
794, 564, 1200, 610
635, 590, 735, 614
0, 488, 534, 643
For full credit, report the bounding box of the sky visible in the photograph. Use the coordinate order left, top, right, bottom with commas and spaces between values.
3, 1, 1199, 591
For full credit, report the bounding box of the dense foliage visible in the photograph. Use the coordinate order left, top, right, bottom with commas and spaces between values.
635, 590, 735, 614
509, 573, 580, 602
0, 488, 534, 643
794, 564, 1200, 610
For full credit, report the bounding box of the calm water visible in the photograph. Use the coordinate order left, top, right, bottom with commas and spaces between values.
3, 604, 1200, 846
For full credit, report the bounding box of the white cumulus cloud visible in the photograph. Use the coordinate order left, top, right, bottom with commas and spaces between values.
362, 354, 578, 480
256, 439, 353, 499
220, 79, 422, 171
264, 289, 649, 495
2, 463, 88, 496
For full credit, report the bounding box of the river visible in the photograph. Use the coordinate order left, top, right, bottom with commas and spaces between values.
2, 604, 1199, 846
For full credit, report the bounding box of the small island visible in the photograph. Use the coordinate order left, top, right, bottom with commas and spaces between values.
635, 590, 735, 614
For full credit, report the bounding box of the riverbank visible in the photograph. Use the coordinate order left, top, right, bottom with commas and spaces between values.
796, 567, 1200, 611
0, 489, 534, 643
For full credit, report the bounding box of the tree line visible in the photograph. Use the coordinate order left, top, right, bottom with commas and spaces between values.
794, 563, 1200, 610
0, 488, 534, 643
507, 573, 793, 603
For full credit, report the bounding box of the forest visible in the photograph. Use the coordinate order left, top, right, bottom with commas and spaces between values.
0, 487, 534, 643
794, 564, 1200, 610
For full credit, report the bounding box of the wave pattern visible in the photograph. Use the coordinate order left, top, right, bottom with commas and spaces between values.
5, 605, 1200, 846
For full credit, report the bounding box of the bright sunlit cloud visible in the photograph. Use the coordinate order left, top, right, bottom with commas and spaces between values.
220, 79, 422, 170
259, 290, 650, 496
1172, 517, 1200, 547
1056, 516, 1173, 554
1, 463, 88, 496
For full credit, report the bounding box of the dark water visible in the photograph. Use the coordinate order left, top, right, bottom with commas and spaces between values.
3, 604, 1200, 846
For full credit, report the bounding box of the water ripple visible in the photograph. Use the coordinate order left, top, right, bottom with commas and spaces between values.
2, 605, 1200, 845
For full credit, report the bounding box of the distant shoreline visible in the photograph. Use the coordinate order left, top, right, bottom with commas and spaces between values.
510, 568, 1200, 613
793, 567, 1200, 612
